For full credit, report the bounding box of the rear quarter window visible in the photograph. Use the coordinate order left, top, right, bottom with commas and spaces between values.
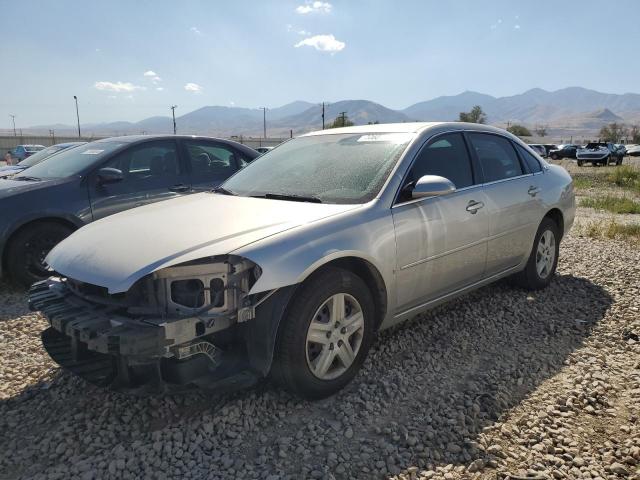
515, 144, 542, 173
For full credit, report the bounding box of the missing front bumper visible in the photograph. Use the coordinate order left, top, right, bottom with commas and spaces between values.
30, 279, 258, 394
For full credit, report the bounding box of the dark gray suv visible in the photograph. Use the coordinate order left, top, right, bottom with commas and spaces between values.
0, 135, 259, 285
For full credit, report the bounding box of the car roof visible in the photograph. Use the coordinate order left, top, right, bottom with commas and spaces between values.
92, 134, 235, 144
55, 142, 87, 147
18, 144, 45, 148
300, 121, 511, 137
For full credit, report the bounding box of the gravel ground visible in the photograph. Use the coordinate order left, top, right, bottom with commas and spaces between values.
1, 228, 639, 479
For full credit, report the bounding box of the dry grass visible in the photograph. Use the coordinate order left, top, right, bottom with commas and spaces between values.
580, 195, 640, 214
606, 165, 640, 193
581, 217, 640, 243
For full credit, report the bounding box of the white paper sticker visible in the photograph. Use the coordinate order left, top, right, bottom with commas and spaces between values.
81, 149, 105, 155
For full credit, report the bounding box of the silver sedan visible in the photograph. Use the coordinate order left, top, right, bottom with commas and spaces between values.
31, 122, 575, 399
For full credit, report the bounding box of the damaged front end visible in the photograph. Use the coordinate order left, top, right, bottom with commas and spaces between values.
29, 255, 295, 395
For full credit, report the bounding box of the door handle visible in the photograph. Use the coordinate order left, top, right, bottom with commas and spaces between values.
466, 200, 484, 214
528, 186, 541, 197
169, 184, 190, 193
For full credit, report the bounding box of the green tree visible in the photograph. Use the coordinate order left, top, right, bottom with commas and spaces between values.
507, 124, 532, 137
458, 105, 486, 124
534, 125, 547, 137
599, 122, 628, 142
327, 113, 354, 129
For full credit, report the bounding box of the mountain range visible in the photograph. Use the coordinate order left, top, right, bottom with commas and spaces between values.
26, 87, 640, 139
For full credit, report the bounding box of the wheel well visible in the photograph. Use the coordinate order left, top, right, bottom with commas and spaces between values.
544, 208, 564, 239
310, 257, 388, 330
2, 218, 78, 271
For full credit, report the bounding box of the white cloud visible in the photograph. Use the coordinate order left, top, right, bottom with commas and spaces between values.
143, 70, 162, 84
298, 29, 311, 35
229, 101, 235, 106
184, 82, 203, 93
156, 87, 164, 91
295, 34, 345, 53
94, 81, 145, 93
296, 1, 332, 14
514, 24, 521, 29
190, 26, 202, 35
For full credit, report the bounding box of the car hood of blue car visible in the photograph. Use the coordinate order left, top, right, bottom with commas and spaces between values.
0, 165, 26, 179
0, 176, 74, 199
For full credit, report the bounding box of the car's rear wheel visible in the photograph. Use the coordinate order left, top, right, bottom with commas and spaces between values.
550, 153, 559, 160
6, 221, 73, 287
512, 217, 559, 291
271, 267, 375, 399
577, 159, 583, 166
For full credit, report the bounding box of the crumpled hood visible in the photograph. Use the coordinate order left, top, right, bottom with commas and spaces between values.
47, 192, 356, 293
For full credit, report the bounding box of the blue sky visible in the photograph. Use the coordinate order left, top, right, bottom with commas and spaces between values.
2, 0, 640, 127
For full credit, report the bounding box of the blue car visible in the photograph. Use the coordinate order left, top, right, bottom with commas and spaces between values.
0, 142, 86, 179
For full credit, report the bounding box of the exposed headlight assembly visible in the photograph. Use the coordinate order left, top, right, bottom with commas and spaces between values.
153, 256, 261, 318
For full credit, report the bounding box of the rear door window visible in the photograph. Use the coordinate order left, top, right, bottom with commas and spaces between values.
183, 140, 241, 183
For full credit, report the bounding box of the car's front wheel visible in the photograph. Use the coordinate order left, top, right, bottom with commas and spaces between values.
271, 267, 375, 399
577, 159, 584, 166
513, 217, 560, 290
6, 221, 73, 287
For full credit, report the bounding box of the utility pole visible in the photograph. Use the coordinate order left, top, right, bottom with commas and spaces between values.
49, 129, 55, 144
171, 105, 177, 134
73, 96, 81, 138
338, 111, 347, 127
321, 102, 325, 130
9, 114, 16, 136
261, 107, 267, 139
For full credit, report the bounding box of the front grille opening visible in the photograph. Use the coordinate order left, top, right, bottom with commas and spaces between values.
171, 279, 205, 308
210, 278, 225, 307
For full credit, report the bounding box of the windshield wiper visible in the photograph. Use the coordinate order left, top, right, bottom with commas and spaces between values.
12, 176, 41, 182
255, 193, 322, 203
212, 186, 236, 196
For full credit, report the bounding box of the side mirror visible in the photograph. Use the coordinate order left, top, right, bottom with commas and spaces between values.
96, 167, 123, 185
411, 175, 456, 199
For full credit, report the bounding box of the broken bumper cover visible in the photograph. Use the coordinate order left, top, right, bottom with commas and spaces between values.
29, 279, 258, 394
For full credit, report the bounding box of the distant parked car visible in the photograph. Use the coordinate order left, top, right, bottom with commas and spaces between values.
541, 144, 557, 157
0, 142, 86, 179
0, 135, 259, 285
576, 142, 623, 166
625, 144, 640, 156
255, 146, 274, 154
549, 144, 579, 160
614, 144, 627, 158
528, 144, 547, 157
10, 144, 45, 162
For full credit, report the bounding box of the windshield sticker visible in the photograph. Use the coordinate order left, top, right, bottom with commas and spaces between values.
81, 149, 105, 155
357, 133, 413, 144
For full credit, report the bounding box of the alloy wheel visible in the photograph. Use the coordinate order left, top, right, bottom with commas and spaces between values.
305, 293, 364, 380
536, 230, 556, 279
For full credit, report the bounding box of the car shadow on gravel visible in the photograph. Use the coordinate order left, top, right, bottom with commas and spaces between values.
0, 274, 613, 479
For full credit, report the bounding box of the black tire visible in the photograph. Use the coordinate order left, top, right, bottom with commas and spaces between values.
577, 159, 583, 166
550, 153, 559, 160
271, 267, 375, 399
512, 218, 560, 291
6, 221, 73, 287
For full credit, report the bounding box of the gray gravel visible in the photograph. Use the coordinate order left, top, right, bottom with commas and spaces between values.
1, 229, 639, 480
